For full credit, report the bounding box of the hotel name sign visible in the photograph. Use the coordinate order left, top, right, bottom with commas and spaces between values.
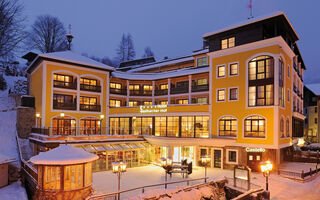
245, 147, 266, 153
140, 105, 168, 113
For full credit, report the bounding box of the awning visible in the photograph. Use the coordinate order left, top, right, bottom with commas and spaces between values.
73, 142, 147, 152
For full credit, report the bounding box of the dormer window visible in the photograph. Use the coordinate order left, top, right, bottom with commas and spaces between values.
221, 37, 235, 49
196, 56, 208, 67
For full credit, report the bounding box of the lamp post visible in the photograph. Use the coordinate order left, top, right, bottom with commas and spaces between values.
112, 161, 127, 200
160, 157, 172, 189
260, 160, 273, 200
35, 113, 41, 128
100, 114, 104, 134
201, 155, 211, 183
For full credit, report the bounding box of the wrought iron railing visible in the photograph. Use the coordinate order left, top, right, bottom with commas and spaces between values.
53, 80, 77, 90
31, 127, 108, 136
53, 101, 77, 110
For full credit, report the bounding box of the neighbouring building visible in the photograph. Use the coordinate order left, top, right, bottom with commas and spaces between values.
23, 12, 306, 173
304, 85, 320, 143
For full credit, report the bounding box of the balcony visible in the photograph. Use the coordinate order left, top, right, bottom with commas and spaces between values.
53, 101, 76, 110
192, 84, 209, 92
53, 80, 77, 90
129, 90, 152, 96
170, 86, 189, 94
31, 127, 107, 136
110, 88, 127, 95
80, 84, 101, 92
80, 104, 101, 112
155, 89, 168, 96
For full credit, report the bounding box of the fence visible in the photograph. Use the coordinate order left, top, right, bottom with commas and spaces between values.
86, 177, 210, 200
225, 177, 261, 192
278, 165, 320, 182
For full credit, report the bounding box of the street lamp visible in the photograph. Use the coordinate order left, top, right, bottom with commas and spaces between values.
160, 157, 172, 189
112, 161, 127, 200
201, 155, 211, 183
99, 115, 104, 134
35, 113, 41, 127
260, 160, 273, 200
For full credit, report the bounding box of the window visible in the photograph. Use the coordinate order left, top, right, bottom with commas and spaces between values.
80, 96, 97, 105
287, 64, 290, 78
143, 101, 152, 105
200, 148, 208, 157
287, 89, 290, 102
129, 101, 139, 107
195, 116, 209, 138
143, 85, 152, 95
80, 117, 101, 135
167, 117, 179, 137
110, 82, 122, 89
160, 101, 168, 105
248, 56, 274, 107
53, 74, 74, 88
315, 107, 318, 113
280, 118, 284, 138
217, 65, 226, 78
181, 116, 194, 137
80, 77, 97, 86
244, 116, 265, 138
315, 118, 318, 124
160, 84, 168, 90
197, 97, 207, 104
197, 57, 208, 67
132, 117, 153, 135
226, 150, 238, 164
155, 117, 167, 136
229, 88, 238, 101
217, 89, 225, 101
64, 165, 83, 190
219, 116, 237, 137
177, 99, 188, 104
119, 118, 130, 135
229, 63, 238, 76
84, 163, 92, 187
221, 37, 235, 49
110, 99, 121, 107
279, 58, 284, 107
286, 119, 290, 137
44, 166, 61, 190
197, 78, 207, 85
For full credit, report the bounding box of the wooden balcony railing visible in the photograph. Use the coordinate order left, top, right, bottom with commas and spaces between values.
80, 104, 101, 112
53, 101, 76, 110
53, 80, 77, 90
80, 84, 101, 92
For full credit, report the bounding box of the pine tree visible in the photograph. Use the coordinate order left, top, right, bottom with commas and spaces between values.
142, 46, 154, 58
115, 33, 136, 65
126, 33, 135, 61
0, 74, 7, 90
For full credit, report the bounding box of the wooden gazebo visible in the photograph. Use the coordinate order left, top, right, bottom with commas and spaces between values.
29, 145, 98, 200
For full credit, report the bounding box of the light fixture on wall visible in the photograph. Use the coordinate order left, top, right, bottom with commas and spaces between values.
60, 113, 65, 117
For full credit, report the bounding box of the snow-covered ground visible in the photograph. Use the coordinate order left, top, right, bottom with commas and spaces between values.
279, 162, 317, 172
0, 75, 25, 110
0, 181, 28, 200
92, 165, 320, 200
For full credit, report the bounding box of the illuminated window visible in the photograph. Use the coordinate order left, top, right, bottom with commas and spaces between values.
155, 117, 167, 136
248, 85, 273, 106
132, 117, 153, 135
160, 101, 168, 105
197, 97, 207, 104
84, 163, 92, 187
229, 88, 238, 101
196, 57, 208, 67
177, 99, 189, 104
221, 37, 235, 49
229, 63, 238, 76
181, 116, 194, 137
64, 165, 83, 190
167, 117, 179, 137
280, 118, 284, 138
286, 118, 290, 137
43, 166, 61, 190
129, 84, 140, 91
80, 117, 101, 135
160, 84, 168, 90
217, 65, 226, 78
217, 89, 225, 101
143, 85, 152, 91
197, 78, 207, 85
53, 74, 73, 88
244, 116, 265, 138
219, 116, 237, 137
143, 101, 152, 105
110, 82, 122, 89
110, 99, 121, 107
80, 96, 97, 105
80, 77, 97, 86
129, 101, 139, 107
195, 116, 209, 138
248, 56, 274, 80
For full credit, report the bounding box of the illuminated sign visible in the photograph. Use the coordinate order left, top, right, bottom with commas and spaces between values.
140, 105, 167, 113
245, 147, 265, 153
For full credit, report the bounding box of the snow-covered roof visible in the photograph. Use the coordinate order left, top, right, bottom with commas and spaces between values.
203, 11, 299, 40
0, 154, 16, 165
29, 51, 114, 72
127, 56, 194, 73
306, 83, 320, 96
112, 66, 209, 80
29, 144, 98, 165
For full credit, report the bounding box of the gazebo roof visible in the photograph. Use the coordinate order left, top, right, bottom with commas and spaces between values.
29, 145, 98, 165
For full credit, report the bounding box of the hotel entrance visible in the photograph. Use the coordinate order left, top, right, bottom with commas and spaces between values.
172, 146, 195, 163
247, 152, 262, 172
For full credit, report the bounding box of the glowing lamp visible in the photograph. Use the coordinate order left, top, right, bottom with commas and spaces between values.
201, 155, 211, 165
166, 157, 172, 166
60, 113, 65, 117
100, 115, 105, 120
160, 157, 166, 167
297, 138, 305, 147
260, 160, 273, 174
119, 161, 127, 172
36, 113, 41, 118
112, 162, 120, 173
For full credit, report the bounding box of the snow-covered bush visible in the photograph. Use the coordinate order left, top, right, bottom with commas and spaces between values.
11, 79, 27, 95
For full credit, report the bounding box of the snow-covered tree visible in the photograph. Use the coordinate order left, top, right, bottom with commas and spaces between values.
142, 46, 154, 58
126, 33, 135, 61
11, 79, 27, 94
28, 15, 68, 53
116, 33, 136, 65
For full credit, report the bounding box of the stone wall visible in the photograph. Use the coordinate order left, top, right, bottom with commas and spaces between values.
17, 107, 35, 139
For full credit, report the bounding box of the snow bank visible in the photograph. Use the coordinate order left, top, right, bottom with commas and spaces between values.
0, 181, 28, 200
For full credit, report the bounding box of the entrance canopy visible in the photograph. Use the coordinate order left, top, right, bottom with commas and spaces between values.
73, 142, 147, 152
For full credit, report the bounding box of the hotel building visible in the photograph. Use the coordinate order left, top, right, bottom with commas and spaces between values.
25, 12, 305, 172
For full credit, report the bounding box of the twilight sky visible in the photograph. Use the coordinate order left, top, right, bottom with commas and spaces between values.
22, 0, 320, 83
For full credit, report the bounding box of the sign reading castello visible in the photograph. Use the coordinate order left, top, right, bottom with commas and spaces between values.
245, 147, 266, 153
140, 105, 168, 114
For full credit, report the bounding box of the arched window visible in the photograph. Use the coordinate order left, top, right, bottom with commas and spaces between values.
52, 116, 76, 136
219, 116, 237, 137
286, 118, 290, 137
248, 55, 274, 106
280, 117, 284, 138
279, 58, 285, 107
80, 117, 101, 135
244, 116, 265, 138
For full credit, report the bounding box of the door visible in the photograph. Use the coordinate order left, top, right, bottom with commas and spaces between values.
247, 152, 262, 172
213, 149, 222, 168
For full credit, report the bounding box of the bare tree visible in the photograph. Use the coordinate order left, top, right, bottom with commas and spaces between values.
28, 15, 68, 53
0, 0, 26, 57
142, 46, 154, 58
116, 33, 136, 65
